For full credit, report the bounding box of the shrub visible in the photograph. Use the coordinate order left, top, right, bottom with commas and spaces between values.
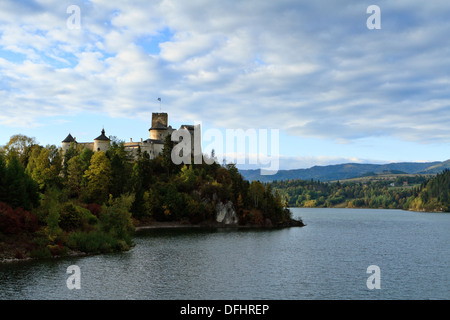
248, 208, 264, 225
0, 202, 40, 235
29, 247, 52, 259
68, 230, 129, 254
59, 203, 82, 231
84, 203, 102, 218
59, 202, 99, 232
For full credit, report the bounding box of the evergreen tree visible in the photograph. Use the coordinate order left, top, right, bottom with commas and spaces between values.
108, 142, 132, 198
3, 155, 39, 210
161, 134, 179, 177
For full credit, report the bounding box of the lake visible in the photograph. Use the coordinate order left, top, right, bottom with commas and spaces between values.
0, 208, 448, 300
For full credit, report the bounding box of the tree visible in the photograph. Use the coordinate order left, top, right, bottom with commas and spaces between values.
249, 181, 265, 209
179, 165, 197, 189
65, 156, 83, 198
47, 145, 63, 187
101, 194, 135, 243
79, 148, 94, 173
161, 134, 179, 177
84, 151, 112, 204
0, 154, 6, 203
26, 145, 63, 191
2, 155, 39, 210
226, 163, 245, 203
27, 146, 51, 190
130, 151, 154, 217
3, 134, 38, 168
108, 142, 132, 198
163, 183, 185, 220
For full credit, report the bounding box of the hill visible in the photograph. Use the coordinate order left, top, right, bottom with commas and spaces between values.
239, 160, 449, 182
419, 159, 450, 174
270, 169, 450, 212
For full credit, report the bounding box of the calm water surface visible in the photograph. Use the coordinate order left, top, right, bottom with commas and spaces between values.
0, 208, 448, 300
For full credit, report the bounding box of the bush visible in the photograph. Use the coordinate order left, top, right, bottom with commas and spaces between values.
59, 202, 99, 232
47, 244, 66, 256
29, 247, 52, 259
59, 203, 82, 231
84, 203, 102, 218
68, 230, 130, 254
248, 209, 264, 225
0, 202, 40, 235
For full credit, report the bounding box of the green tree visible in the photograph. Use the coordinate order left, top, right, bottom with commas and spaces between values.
27, 146, 51, 190
101, 194, 135, 243
27, 145, 64, 191
0, 154, 6, 203
249, 181, 265, 209
178, 165, 197, 190
79, 148, 94, 173
65, 156, 83, 198
106, 139, 133, 197
62, 143, 81, 176
3, 134, 38, 168
161, 134, 179, 177
84, 151, 112, 204
3, 155, 39, 210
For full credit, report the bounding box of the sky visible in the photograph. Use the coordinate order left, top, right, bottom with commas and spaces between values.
0, 0, 449, 170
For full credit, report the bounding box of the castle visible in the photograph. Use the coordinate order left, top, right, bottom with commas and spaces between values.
62, 112, 196, 159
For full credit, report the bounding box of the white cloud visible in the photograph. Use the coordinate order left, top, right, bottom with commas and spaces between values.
0, 0, 449, 148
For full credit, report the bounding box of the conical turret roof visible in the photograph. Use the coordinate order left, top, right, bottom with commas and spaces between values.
62, 133, 76, 143
94, 129, 110, 141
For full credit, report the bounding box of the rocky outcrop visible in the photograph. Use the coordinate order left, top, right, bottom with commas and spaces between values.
215, 201, 239, 225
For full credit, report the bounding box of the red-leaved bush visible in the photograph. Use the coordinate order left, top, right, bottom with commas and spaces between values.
84, 203, 102, 218
0, 202, 40, 235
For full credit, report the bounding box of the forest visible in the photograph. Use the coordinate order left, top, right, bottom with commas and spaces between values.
0, 134, 295, 261
271, 170, 450, 212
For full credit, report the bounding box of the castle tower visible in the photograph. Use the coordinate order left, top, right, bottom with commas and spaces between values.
149, 112, 171, 141
62, 133, 76, 154
93, 129, 110, 152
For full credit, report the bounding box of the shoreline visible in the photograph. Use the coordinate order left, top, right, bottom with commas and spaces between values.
289, 206, 448, 213
134, 218, 305, 231
1, 219, 304, 264
0, 249, 88, 264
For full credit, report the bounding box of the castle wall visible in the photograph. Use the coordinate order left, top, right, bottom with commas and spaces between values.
78, 143, 94, 151
62, 113, 198, 160
123, 141, 162, 160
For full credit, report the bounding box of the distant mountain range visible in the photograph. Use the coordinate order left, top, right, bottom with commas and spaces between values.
239, 159, 450, 182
